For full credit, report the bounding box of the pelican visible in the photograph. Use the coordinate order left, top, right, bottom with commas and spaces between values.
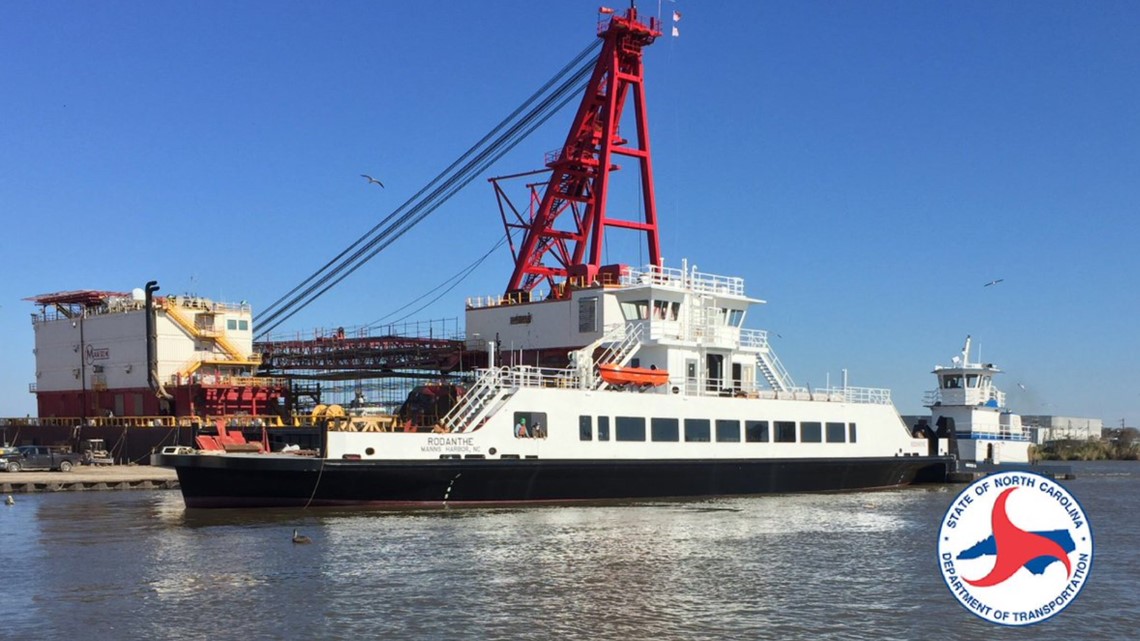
360, 174, 384, 188
292, 528, 312, 544
984, 279, 1004, 287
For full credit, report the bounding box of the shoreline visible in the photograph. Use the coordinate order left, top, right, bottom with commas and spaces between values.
1, 465, 178, 494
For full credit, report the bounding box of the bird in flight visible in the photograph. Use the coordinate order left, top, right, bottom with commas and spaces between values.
984, 279, 1004, 287
360, 174, 384, 188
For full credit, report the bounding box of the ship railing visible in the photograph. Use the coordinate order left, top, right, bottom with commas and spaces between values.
738, 328, 769, 350
167, 374, 289, 388
678, 379, 890, 404
956, 431, 1034, 442
620, 264, 745, 297
814, 386, 893, 404
923, 388, 1005, 407
500, 365, 585, 389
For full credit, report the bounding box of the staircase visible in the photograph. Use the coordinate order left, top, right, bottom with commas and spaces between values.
163, 300, 260, 376
756, 347, 795, 393
577, 323, 644, 390
439, 368, 513, 433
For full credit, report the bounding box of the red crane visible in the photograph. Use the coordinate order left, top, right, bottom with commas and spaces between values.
503, 7, 662, 298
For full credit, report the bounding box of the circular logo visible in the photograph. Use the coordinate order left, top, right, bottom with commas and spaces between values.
937, 471, 1093, 626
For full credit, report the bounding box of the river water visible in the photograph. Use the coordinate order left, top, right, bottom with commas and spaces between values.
2, 461, 1135, 640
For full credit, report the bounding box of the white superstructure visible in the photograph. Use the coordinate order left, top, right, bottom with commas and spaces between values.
326, 263, 928, 462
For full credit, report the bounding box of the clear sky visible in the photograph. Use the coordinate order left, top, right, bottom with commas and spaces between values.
1, 1, 1137, 426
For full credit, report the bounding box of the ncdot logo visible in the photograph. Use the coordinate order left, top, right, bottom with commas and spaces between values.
937, 471, 1093, 626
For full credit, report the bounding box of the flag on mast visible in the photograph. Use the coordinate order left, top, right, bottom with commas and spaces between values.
671, 9, 681, 36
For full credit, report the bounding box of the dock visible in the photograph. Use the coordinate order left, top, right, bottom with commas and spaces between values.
0, 466, 178, 494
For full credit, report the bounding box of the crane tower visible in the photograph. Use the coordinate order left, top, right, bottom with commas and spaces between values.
504, 7, 662, 298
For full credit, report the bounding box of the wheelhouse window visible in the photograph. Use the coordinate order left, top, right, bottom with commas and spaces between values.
801, 422, 822, 443
715, 419, 741, 442
598, 416, 610, 441
745, 420, 769, 443
579, 415, 592, 441
726, 309, 745, 327
775, 421, 796, 443
684, 418, 711, 442
620, 300, 650, 321
615, 416, 646, 441
826, 422, 846, 443
651, 418, 679, 442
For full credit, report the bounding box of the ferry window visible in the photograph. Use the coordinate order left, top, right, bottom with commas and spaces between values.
775, 421, 796, 443
620, 300, 650, 321
848, 423, 857, 443
716, 419, 741, 442
616, 416, 646, 441
651, 418, 679, 442
579, 415, 592, 441
745, 420, 769, 443
598, 416, 610, 441
801, 422, 822, 443
966, 374, 979, 388
513, 412, 548, 438
652, 301, 669, 320
826, 422, 846, 443
578, 297, 598, 333
727, 309, 744, 327
227, 319, 237, 330
942, 375, 962, 389
238, 319, 249, 331
684, 418, 710, 442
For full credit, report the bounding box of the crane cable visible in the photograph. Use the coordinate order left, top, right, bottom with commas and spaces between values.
256, 39, 601, 339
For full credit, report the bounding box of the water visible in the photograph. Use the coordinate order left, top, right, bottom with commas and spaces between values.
2, 461, 1136, 640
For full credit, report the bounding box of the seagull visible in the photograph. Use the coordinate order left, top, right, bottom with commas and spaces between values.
360, 174, 384, 188
5, 495, 14, 506
1017, 383, 1027, 391
292, 528, 312, 545
984, 279, 1004, 287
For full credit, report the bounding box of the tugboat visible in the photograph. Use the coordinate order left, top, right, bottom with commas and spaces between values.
922, 335, 1032, 465
153, 8, 953, 507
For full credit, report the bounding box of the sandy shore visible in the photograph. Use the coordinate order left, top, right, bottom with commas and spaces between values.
0, 464, 178, 493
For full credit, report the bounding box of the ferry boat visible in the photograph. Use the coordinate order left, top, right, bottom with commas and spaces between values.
919, 336, 1031, 465
152, 8, 952, 506
154, 262, 950, 507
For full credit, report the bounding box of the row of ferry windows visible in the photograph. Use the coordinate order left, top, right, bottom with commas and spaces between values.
577, 416, 857, 444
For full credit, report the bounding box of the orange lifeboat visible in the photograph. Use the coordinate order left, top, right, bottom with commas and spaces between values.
598, 364, 669, 387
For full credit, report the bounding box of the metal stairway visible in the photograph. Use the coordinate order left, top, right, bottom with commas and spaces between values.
163, 301, 259, 376
440, 368, 513, 433
756, 347, 795, 393
587, 323, 644, 390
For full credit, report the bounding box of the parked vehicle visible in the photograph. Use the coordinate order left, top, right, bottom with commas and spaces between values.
3, 445, 83, 472
79, 439, 113, 465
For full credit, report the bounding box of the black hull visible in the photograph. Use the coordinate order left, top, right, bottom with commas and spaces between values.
155, 453, 953, 508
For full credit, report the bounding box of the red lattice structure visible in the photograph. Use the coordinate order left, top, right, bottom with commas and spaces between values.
503, 7, 662, 298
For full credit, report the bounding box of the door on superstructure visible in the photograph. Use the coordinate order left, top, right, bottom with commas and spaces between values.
686, 359, 698, 394
706, 354, 724, 392
732, 363, 743, 394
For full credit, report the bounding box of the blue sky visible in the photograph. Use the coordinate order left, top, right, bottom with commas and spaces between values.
1, 1, 1136, 426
